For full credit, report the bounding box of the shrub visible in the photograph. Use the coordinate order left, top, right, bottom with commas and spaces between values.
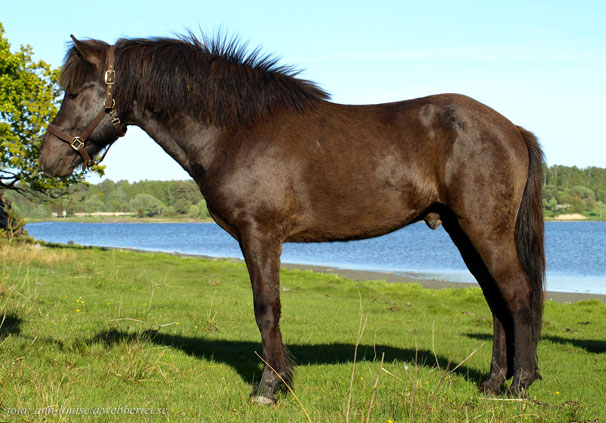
188, 205, 199, 218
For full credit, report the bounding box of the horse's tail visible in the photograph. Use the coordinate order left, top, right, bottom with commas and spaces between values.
514, 126, 546, 350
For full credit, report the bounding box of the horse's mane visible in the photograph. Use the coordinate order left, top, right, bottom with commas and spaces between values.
60, 33, 330, 128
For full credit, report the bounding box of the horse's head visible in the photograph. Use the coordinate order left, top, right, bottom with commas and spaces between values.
39, 36, 126, 177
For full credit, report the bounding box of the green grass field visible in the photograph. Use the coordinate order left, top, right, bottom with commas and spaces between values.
0, 242, 604, 422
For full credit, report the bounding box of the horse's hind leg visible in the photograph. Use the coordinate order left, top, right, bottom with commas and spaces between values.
444, 215, 539, 395
443, 216, 513, 393
239, 226, 291, 404
477, 237, 539, 395
483, 316, 514, 394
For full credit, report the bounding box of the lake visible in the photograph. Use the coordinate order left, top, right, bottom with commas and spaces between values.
25, 221, 606, 295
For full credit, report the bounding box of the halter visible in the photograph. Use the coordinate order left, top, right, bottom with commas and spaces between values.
47, 44, 126, 171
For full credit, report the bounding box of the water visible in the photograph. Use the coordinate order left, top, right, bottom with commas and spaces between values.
25, 221, 606, 294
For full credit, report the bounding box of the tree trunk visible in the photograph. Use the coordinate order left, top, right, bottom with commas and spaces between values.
0, 194, 9, 230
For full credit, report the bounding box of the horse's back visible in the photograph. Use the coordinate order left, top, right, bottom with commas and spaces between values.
205, 93, 530, 243
292, 95, 527, 235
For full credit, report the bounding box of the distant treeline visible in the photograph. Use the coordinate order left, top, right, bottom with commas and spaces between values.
543, 165, 606, 218
3, 164, 606, 220
6, 180, 210, 220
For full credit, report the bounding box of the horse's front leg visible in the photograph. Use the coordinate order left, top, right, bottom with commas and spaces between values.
239, 227, 291, 404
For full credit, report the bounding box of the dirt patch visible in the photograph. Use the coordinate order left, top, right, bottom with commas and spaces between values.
553, 213, 587, 221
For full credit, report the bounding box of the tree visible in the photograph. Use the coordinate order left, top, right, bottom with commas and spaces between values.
188, 204, 199, 218
107, 187, 129, 211
170, 180, 202, 214
129, 194, 165, 217
0, 23, 103, 194
83, 198, 105, 213
197, 198, 210, 219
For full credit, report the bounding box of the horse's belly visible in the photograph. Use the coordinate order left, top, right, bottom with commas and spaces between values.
285, 190, 426, 243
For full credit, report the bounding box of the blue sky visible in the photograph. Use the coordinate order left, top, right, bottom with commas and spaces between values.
3, 0, 605, 182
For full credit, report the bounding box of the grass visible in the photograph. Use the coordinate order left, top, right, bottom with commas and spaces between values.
0, 241, 604, 422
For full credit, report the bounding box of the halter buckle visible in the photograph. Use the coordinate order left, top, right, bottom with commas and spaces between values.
105, 69, 116, 85
70, 137, 85, 151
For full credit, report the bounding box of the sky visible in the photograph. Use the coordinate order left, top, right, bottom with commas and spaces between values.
3, 0, 605, 182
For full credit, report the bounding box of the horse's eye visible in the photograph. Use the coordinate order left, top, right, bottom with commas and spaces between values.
68, 93, 79, 100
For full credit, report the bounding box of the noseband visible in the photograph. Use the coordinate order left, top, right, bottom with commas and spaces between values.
47, 44, 126, 171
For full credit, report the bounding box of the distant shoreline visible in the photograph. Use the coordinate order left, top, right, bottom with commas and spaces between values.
26, 215, 605, 224
90, 245, 606, 304
550, 213, 593, 221
26, 221, 606, 303
26, 216, 215, 224
279, 262, 606, 304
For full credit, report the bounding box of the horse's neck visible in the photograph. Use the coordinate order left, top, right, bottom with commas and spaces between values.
130, 109, 222, 180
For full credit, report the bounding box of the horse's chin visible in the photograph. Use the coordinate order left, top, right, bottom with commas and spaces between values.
41, 157, 77, 177
54, 165, 76, 177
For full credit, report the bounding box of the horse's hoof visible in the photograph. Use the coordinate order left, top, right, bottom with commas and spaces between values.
480, 380, 504, 396
251, 395, 276, 405
507, 369, 540, 397
506, 385, 528, 398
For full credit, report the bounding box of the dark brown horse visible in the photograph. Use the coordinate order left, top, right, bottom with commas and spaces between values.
39, 34, 545, 404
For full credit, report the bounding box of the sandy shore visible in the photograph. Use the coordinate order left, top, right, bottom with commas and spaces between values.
105, 247, 604, 304
552, 213, 588, 221
279, 262, 605, 304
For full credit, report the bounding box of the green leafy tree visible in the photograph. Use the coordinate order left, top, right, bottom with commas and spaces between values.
170, 180, 202, 214
197, 199, 210, 219
83, 198, 105, 213
107, 187, 129, 211
129, 194, 165, 217
188, 204, 199, 218
0, 23, 103, 194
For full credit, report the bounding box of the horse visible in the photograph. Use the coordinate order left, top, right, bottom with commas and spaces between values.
39, 34, 545, 404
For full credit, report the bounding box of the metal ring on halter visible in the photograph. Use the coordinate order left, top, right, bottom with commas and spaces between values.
70, 137, 85, 151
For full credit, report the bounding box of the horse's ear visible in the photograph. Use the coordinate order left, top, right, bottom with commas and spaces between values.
70, 35, 104, 67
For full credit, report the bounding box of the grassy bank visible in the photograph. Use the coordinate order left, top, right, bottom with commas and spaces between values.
0, 242, 604, 422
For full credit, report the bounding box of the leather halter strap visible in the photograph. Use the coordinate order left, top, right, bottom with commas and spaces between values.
47, 44, 126, 171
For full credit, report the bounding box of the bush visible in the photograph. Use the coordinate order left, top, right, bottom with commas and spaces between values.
188, 205, 199, 218
174, 198, 190, 215
0, 201, 30, 242
197, 199, 210, 219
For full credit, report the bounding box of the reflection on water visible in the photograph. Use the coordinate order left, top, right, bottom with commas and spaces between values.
26, 221, 606, 294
